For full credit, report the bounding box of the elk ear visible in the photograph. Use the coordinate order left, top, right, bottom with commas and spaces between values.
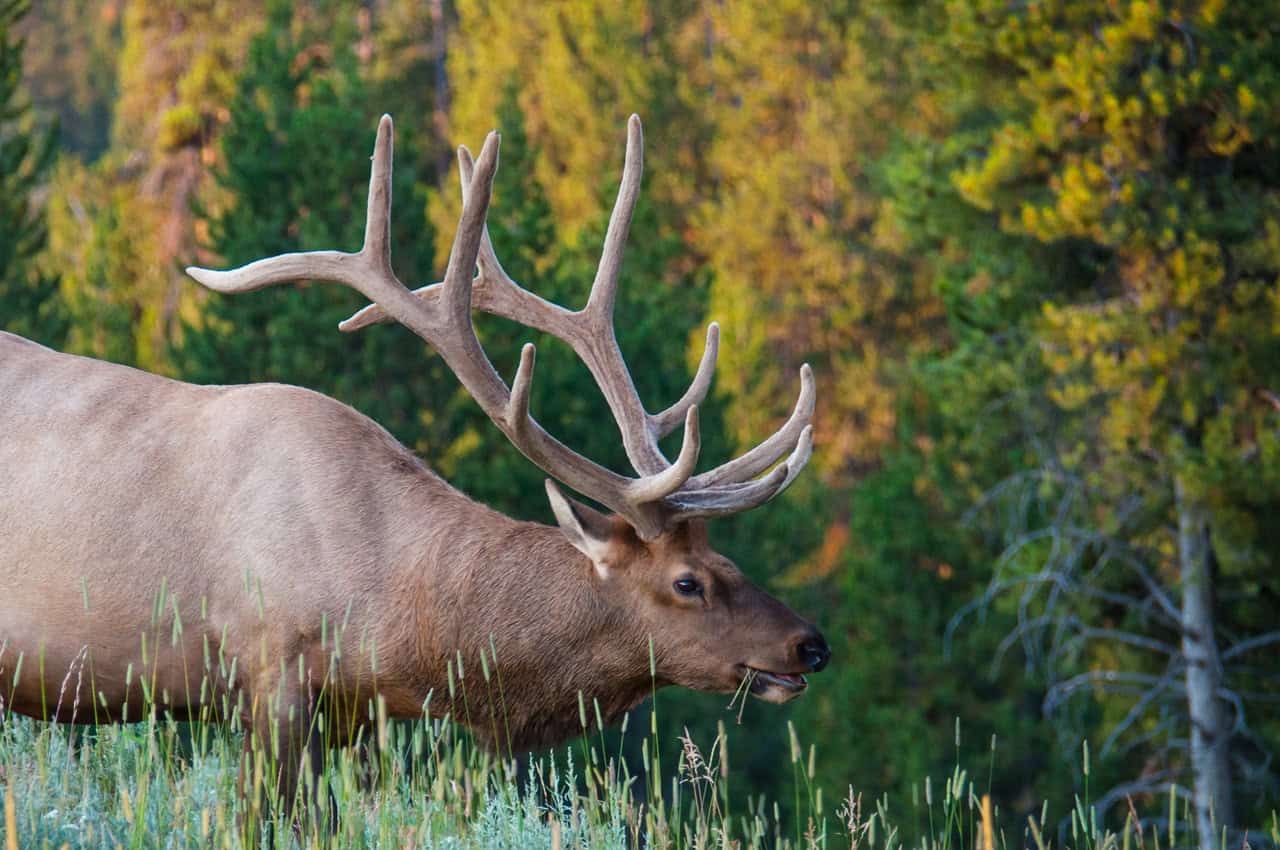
545, 480, 615, 576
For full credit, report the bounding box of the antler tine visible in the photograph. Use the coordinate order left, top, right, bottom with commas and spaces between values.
339, 142, 568, 333
440, 132, 501, 327
652, 322, 720, 436
685, 363, 815, 490
363, 114, 395, 270
666, 425, 813, 521
627, 405, 701, 502
456, 144, 517, 287
189, 114, 404, 299
586, 113, 643, 323
549, 113, 685, 477
507, 343, 537, 428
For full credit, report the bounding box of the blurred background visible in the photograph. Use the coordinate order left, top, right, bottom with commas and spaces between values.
3, 0, 1279, 838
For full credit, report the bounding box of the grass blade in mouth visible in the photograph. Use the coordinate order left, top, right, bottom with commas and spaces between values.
726, 668, 757, 724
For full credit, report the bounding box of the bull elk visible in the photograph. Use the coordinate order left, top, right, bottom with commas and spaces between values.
0, 114, 828, 814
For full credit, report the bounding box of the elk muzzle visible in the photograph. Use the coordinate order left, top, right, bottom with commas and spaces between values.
795, 629, 831, 672
740, 627, 831, 703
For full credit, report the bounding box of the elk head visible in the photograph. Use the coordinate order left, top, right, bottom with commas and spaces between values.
187, 113, 829, 707
545, 487, 830, 703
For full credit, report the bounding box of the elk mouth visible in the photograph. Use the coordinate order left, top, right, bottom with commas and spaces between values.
742, 666, 808, 703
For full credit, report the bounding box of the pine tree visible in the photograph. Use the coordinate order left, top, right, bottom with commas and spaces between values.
0, 0, 63, 345
884, 0, 1280, 833
177, 0, 448, 453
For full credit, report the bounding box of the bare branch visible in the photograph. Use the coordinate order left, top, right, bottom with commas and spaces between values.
1044, 670, 1164, 715
1222, 631, 1280, 662
1100, 665, 1181, 758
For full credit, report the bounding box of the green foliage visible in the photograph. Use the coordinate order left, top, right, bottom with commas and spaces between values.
443, 0, 710, 242
0, 0, 63, 345
44, 159, 157, 365
687, 0, 942, 481
795, 444, 1068, 817
176, 0, 448, 452
17, 0, 1280, 834
876, 0, 1280, 824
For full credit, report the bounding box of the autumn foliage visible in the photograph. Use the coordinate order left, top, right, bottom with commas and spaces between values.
5, 0, 1278, 833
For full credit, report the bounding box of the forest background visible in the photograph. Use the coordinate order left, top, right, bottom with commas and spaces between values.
2, 0, 1279, 844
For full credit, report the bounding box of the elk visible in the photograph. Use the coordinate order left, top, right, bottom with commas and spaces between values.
0, 114, 828, 813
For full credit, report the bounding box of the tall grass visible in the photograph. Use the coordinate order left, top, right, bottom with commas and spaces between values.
4, 700, 1272, 849
1, 594, 1273, 849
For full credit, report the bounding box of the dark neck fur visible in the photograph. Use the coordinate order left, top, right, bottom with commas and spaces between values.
384, 480, 657, 752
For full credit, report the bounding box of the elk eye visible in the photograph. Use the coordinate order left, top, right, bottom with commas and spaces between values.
673, 577, 702, 597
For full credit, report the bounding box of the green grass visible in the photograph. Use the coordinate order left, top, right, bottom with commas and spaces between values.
3, 699, 1272, 850
0, 614, 1270, 849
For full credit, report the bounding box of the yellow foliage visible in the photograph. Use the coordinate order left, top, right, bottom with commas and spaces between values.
1200, 0, 1225, 25
445, 0, 675, 246
1238, 84, 1257, 115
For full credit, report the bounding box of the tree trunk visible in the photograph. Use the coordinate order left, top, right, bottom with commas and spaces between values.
1175, 477, 1233, 850
430, 0, 450, 177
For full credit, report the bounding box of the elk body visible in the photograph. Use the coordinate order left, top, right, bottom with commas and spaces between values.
0, 115, 828, 811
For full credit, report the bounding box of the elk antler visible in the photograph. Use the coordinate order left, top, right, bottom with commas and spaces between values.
187, 115, 814, 540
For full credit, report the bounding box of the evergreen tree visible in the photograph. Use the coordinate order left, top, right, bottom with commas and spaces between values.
0, 0, 63, 345
883, 0, 1280, 834
177, 0, 447, 453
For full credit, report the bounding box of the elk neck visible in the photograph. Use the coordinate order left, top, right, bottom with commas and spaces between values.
375, 472, 657, 751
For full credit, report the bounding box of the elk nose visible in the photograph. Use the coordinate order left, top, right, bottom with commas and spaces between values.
796, 631, 831, 672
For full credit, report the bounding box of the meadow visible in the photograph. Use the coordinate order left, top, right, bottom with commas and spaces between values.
5, 702, 1247, 850
5, 0, 1280, 844
2, 648, 1268, 849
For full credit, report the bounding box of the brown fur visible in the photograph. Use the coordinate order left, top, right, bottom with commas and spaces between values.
0, 332, 822, 773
